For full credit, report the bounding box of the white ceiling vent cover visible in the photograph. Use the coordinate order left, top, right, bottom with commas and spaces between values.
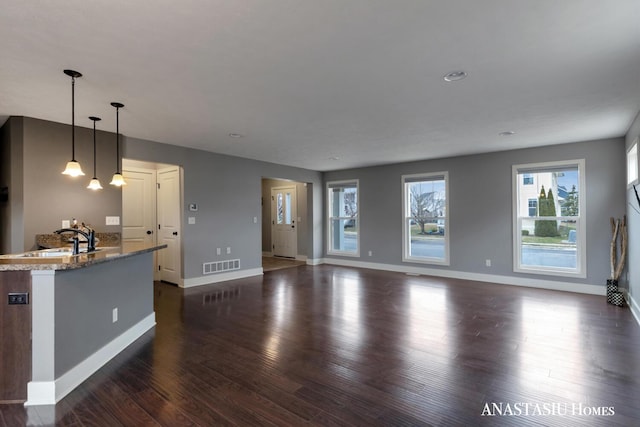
203, 259, 240, 275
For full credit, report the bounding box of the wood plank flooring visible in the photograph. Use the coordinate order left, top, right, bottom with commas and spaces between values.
2, 265, 639, 426
262, 256, 306, 272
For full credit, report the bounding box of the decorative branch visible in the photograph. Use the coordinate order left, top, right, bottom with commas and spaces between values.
614, 216, 627, 281
610, 215, 627, 281
610, 217, 619, 280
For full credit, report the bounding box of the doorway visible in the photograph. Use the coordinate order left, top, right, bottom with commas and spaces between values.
122, 160, 183, 285
271, 186, 297, 258
261, 178, 309, 268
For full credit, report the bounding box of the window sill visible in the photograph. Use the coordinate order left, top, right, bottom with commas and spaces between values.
327, 251, 360, 258
514, 266, 586, 279
403, 256, 449, 266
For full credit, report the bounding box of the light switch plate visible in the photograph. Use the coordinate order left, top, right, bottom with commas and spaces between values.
188, 217, 196, 224
106, 216, 120, 225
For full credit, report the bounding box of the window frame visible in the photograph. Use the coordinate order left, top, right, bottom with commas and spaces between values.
627, 139, 638, 188
512, 159, 586, 278
326, 179, 360, 257
402, 171, 450, 265
527, 198, 537, 217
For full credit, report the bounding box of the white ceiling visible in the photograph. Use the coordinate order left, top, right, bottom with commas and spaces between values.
1, 1, 639, 171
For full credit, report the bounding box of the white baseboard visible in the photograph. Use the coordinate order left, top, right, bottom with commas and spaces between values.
262, 251, 273, 257
306, 258, 323, 266
25, 312, 156, 406
320, 258, 605, 296
182, 268, 263, 288
628, 291, 640, 326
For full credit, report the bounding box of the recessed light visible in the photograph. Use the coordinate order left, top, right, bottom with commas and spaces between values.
228, 133, 243, 138
498, 131, 516, 136
443, 71, 467, 82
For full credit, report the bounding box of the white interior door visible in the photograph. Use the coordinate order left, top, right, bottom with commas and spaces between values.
122, 167, 156, 252
158, 166, 182, 285
271, 186, 297, 258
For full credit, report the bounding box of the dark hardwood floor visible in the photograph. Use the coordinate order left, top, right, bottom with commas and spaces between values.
2, 265, 640, 426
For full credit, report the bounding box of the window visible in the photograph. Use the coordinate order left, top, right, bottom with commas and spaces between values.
513, 160, 585, 277
527, 199, 537, 217
628, 140, 638, 186
402, 172, 449, 264
523, 174, 534, 185
327, 180, 359, 256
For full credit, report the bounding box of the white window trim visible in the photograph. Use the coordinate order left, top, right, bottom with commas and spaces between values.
326, 179, 360, 257
512, 159, 586, 278
401, 171, 450, 265
627, 139, 638, 188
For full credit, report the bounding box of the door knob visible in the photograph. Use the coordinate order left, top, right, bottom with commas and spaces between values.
146, 230, 153, 235
172, 231, 178, 236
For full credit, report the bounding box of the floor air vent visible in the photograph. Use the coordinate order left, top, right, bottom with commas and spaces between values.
203, 259, 241, 275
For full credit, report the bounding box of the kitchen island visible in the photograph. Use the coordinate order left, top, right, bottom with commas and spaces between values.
0, 244, 166, 406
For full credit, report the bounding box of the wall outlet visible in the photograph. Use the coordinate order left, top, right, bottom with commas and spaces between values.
253, 216, 258, 224
8, 292, 29, 305
216, 248, 221, 255
226, 247, 231, 254
368, 250, 373, 256
62, 220, 70, 228
188, 217, 196, 224
106, 216, 120, 226
112, 308, 118, 323
485, 259, 492, 267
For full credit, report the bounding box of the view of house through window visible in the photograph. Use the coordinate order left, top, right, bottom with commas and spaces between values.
514, 160, 585, 277
327, 180, 359, 255
402, 172, 449, 264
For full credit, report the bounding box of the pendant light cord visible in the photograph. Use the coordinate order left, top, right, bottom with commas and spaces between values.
93, 119, 97, 176
116, 106, 120, 173
71, 75, 76, 161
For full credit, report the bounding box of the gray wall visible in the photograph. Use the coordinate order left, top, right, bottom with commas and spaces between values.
626, 111, 640, 314
124, 136, 323, 280
261, 178, 309, 256
324, 138, 627, 288
2, 117, 122, 252
54, 252, 154, 376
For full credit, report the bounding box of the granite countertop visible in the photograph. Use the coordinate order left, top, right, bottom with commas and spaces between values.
0, 243, 167, 271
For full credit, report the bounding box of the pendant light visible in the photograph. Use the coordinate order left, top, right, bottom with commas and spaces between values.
61, 69, 85, 176
87, 116, 103, 190
109, 102, 126, 186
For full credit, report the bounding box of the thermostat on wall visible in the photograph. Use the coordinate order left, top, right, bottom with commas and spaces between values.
189, 203, 198, 211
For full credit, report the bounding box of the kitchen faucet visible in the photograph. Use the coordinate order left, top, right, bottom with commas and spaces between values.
54, 226, 96, 255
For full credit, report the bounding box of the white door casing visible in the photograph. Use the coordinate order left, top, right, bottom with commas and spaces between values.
158, 166, 182, 284
271, 186, 297, 258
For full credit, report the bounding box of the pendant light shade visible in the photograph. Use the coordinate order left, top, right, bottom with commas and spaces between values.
62, 69, 85, 177
110, 102, 127, 186
87, 116, 103, 190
